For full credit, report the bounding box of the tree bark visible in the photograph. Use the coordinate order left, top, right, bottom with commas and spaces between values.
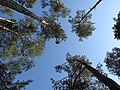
0, 17, 19, 35
0, 17, 16, 24
0, 0, 48, 25
0, 25, 19, 35
76, 60, 120, 90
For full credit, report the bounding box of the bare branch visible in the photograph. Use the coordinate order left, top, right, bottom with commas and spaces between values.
77, 0, 102, 23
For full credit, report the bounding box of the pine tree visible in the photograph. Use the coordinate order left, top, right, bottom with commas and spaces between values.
0, 0, 48, 24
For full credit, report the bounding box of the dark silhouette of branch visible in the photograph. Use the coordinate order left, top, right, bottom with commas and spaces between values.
77, 0, 102, 23
72, 67, 86, 89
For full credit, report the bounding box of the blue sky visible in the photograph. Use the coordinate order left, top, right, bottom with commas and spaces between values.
1, 0, 120, 90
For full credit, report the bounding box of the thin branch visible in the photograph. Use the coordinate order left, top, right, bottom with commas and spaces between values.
55, 62, 83, 87
0, 17, 16, 24
77, 0, 102, 23
60, 62, 68, 66
0, 25, 19, 35
72, 67, 86, 89
70, 62, 81, 77
57, 76, 68, 82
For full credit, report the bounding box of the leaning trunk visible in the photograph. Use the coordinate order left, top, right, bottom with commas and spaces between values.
0, 17, 19, 35
0, 0, 48, 25
76, 60, 120, 90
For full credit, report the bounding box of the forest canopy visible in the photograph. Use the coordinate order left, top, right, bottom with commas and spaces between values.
0, 0, 120, 90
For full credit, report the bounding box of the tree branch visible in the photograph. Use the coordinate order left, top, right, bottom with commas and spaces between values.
0, 17, 16, 24
72, 66, 86, 89
0, 25, 19, 35
77, 0, 102, 23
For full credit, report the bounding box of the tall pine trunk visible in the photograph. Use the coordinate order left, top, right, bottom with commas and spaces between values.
76, 60, 120, 90
0, 0, 48, 25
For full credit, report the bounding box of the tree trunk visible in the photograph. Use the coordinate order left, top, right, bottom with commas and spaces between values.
0, 17, 16, 24
0, 25, 19, 35
76, 60, 120, 90
0, 17, 19, 35
0, 0, 48, 25
77, 0, 102, 23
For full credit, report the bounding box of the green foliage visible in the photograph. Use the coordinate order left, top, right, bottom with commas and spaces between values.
104, 47, 120, 78
0, 0, 68, 44
17, 16, 38, 35
0, 16, 45, 60
0, 16, 44, 89
0, 17, 38, 88
0, 59, 34, 90
51, 53, 92, 90
51, 53, 110, 90
0, 0, 99, 89
40, 16, 67, 44
41, 0, 69, 43
2, 40, 18, 60
86, 76, 110, 90
41, 0, 71, 18
113, 11, 120, 40
96, 63, 108, 76
0, 0, 37, 16
40, 0, 69, 44
23, 38, 45, 58
0, 5, 13, 16
69, 10, 95, 41
15, 0, 37, 8
85, 63, 109, 90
